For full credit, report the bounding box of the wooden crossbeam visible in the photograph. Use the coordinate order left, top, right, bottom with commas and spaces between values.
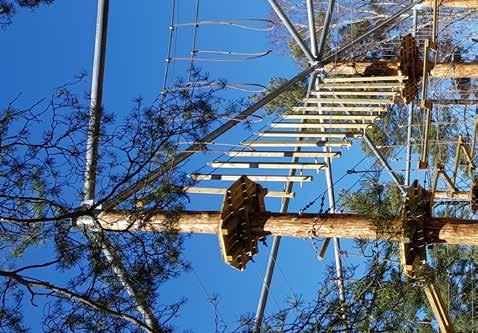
319, 83, 405, 89
185, 187, 294, 198
322, 75, 406, 83
258, 131, 361, 138
302, 98, 394, 105
292, 106, 387, 112
224, 151, 341, 158
271, 122, 372, 129
210, 161, 326, 170
241, 140, 352, 148
283, 114, 379, 121
434, 191, 470, 200
190, 174, 313, 182
311, 90, 398, 96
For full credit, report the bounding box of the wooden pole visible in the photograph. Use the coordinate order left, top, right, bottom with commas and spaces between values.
99, 211, 478, 246
423, 0, 478, 8
324, 61, 478, 78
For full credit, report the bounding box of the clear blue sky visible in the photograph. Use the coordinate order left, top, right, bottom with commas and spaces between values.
1, 1, 404, 331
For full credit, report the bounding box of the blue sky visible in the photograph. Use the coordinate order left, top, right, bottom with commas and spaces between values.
1, 1, 413, 331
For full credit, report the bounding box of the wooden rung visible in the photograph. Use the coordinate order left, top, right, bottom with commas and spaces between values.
185, 187, 294, 198
241, 140, 352, 148
258, 130, 361, 138
210, 161, 327, 170
190, 174, 313, 182
271, 122, 372, 129
319, 83, 405, 89
224, 151, 341, 158
283, 114, 379, 121
322, 75, 407, 83
302, 98, 395, 105
312, 90, 398, 96
292, 106, 387, 112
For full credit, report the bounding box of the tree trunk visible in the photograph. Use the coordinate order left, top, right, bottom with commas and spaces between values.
99, 211, 478, 246
324, 61, 478, 78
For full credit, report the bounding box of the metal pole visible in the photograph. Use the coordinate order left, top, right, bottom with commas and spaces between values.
81, 1, 160, 331
306, 0, 318, 57
83, 0, 109, 205
317, 0, 336, 59
405, 7, 418, 187
253, 75, 316, 333
103, 2, 418, 210
267, 0, 316, 63
364, 133, 406, 194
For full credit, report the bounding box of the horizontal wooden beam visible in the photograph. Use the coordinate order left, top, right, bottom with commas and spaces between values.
302, 98, 394, 105
431, 62, 478, 78
241, 140, 352, 148
320, 83, 404, 90
434, 191, 470, 200
271, 122, 372, 129
324, 61, 478, 78
312, 90, 398, 96
224, 151, 341, 158
322, 75, 406, 83
423, 0, 478, 8
292, 106, 387, 112
283, 114, 379, 121
190, 174, 313, 182
210, 161, 326, 170
98, 211, 478, 246
258, 130, 361, 138
185, 187, 294, 198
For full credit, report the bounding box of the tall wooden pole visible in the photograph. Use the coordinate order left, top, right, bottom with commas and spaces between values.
99, 211, 478, 246
324, 61, 478, 78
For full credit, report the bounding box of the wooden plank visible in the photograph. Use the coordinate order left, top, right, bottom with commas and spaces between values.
292, 106, 387, 112
319, 83, 404, 89
424, 284, 454, 333
224, 151, 341, 158
283, 114, 379, 121
190, 174, 313, 182
185, 187, 294, 198
302, 98, 395, 105
271, 122, 372, 129
258, 130, 361, 138
312, 90, 398, 96
322, 75, 407, 83
210, 161, 327, 170
241, 140, 352, 148
434, 191, 469, 200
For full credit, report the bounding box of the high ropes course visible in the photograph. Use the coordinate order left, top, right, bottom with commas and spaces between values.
87, 0, 478, 332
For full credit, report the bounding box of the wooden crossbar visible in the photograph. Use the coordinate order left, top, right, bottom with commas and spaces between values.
292, 106, 387, 112
210, 161, 327, 170
271, 122, 372, 129
322, 75, 407, 83
302, 98, 395, 105
434, 191, 470, 200
241, 140, 352, 148
283, 114, 379, 121
185, 187, 295, 198
224, 151, 341, 158
312, 91, 398, 96
258, 131, 361, 138
190, 174, 313, 182
319, 83, 405, 89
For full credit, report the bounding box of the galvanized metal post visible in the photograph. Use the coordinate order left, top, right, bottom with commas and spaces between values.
364, 133, 406, 194
317, 0, 335, 59
306, 0, 318, 57
267, 0, 316, 64
405, 7, 418, 186
81, 1, 160, 331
